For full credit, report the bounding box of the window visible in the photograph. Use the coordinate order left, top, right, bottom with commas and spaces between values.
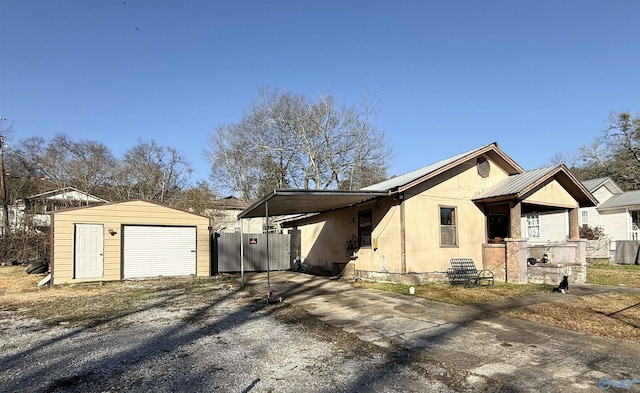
440, 206, 458, 247
581, 211, 589, 227
488, 213, 508, 240
632, 211, 640, 231
526, 213, 540, 238
358, 209, 372, 247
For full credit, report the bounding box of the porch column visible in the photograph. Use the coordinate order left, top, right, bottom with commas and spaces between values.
568, 207, 580, 240
509, 201, 521, 239
505, 238, 528, 284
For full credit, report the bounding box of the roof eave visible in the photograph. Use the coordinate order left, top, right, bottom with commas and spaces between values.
398, 143, 524, 193
472, 194, 520, 204
237, 189, 390, 220
517, 165, 598, 207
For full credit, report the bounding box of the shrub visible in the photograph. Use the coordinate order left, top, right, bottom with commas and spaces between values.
580, 225, 606, 240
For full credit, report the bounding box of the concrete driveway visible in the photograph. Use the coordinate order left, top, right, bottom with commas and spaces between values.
247, 271, 640, 392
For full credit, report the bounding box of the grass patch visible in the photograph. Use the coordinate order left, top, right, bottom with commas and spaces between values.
506, 292, 640, 344
0, 266, 240, 328
586, 264, 640, 288
351, 280, 553, 305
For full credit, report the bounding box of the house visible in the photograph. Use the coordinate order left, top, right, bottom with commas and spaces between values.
238, 142, 597, 284
576, 177, 640, 264
6, 186, 108, 233
593, 187, 640, 241
50, 200, 211, 285
579, 177, 624, 233
209, 196, 265, 234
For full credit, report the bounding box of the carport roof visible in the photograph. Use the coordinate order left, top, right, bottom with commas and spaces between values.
237, 189, 389, 219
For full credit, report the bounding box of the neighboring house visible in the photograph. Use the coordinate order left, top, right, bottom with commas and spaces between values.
579, 177, 624, 232
5, 186, 108, 233
50, 200, 211, 285
595, 188, 640, 241
209, 196, 267, 234
239, 142, 597, 284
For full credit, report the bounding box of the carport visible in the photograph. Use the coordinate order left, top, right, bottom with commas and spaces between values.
237, 189, 388, 297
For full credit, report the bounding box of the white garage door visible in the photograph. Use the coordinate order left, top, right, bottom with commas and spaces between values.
123, 226, 197, 279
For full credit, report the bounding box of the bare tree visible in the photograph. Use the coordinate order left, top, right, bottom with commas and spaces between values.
207, 88, 390, 200
111, 140, 192, 203
564, 112, 640, 189
167, 181, 216, 215
207, 122, 264, 201
9, 134, 114, 193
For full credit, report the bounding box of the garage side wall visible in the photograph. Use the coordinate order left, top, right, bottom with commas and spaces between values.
51, 201, 210, 284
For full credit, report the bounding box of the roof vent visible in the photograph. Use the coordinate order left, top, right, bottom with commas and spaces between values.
477, 157, 490, 178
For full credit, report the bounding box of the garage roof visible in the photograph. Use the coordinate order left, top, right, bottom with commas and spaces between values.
237, 189, 389, 219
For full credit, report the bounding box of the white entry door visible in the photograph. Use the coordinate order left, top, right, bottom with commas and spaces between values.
74, 224, 104, 278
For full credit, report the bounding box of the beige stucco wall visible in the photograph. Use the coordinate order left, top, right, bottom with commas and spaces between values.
401, 159, 509, 272
524, 179, 578, 208
297, 156, 512, 274
51, 200, 211, 285
298, 205, 369, 268
354, 197, 402, 273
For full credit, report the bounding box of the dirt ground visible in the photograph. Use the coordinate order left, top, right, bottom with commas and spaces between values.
0, 268, 467, 392
506, 292, 640, 344
2, 267, 640, 392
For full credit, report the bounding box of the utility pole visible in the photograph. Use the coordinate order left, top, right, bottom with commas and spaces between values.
0, 131, 8, 236
0, 116, 9, 237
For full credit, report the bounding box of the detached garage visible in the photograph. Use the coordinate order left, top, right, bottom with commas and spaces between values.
50, 200, 211, 285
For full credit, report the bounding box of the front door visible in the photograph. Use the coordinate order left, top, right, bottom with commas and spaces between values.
74, 224, 104, 278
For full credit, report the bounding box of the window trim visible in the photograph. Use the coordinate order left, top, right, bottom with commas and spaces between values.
526, 213, 540, 238
581, 210, 589, 227
439, 205, 458, 247
358, 209, 373, 248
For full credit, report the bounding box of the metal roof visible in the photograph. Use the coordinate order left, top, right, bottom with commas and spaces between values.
362, 142, 523, 192
473, 166, 559, 200
473, 165, 598, 207
362, 148, 481, 191
237, 189, 389, 219
581, 177, 624, 195
581, 178, 609, 193
237, 143, 596, 220
597, 190, 640, 210
23, 186, 109, 203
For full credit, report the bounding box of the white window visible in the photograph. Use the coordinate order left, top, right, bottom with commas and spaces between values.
581, 211, 589, 227
527, 213, 540, 238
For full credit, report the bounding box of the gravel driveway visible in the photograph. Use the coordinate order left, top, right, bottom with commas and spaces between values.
5, 273, 638, 393
1, 284, 458, 393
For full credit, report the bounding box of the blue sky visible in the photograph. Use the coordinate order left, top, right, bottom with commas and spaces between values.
1, 0, 639, 190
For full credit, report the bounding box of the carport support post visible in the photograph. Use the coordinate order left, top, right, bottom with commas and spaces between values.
266, 200, 271, 302
240, 222, 244, 288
